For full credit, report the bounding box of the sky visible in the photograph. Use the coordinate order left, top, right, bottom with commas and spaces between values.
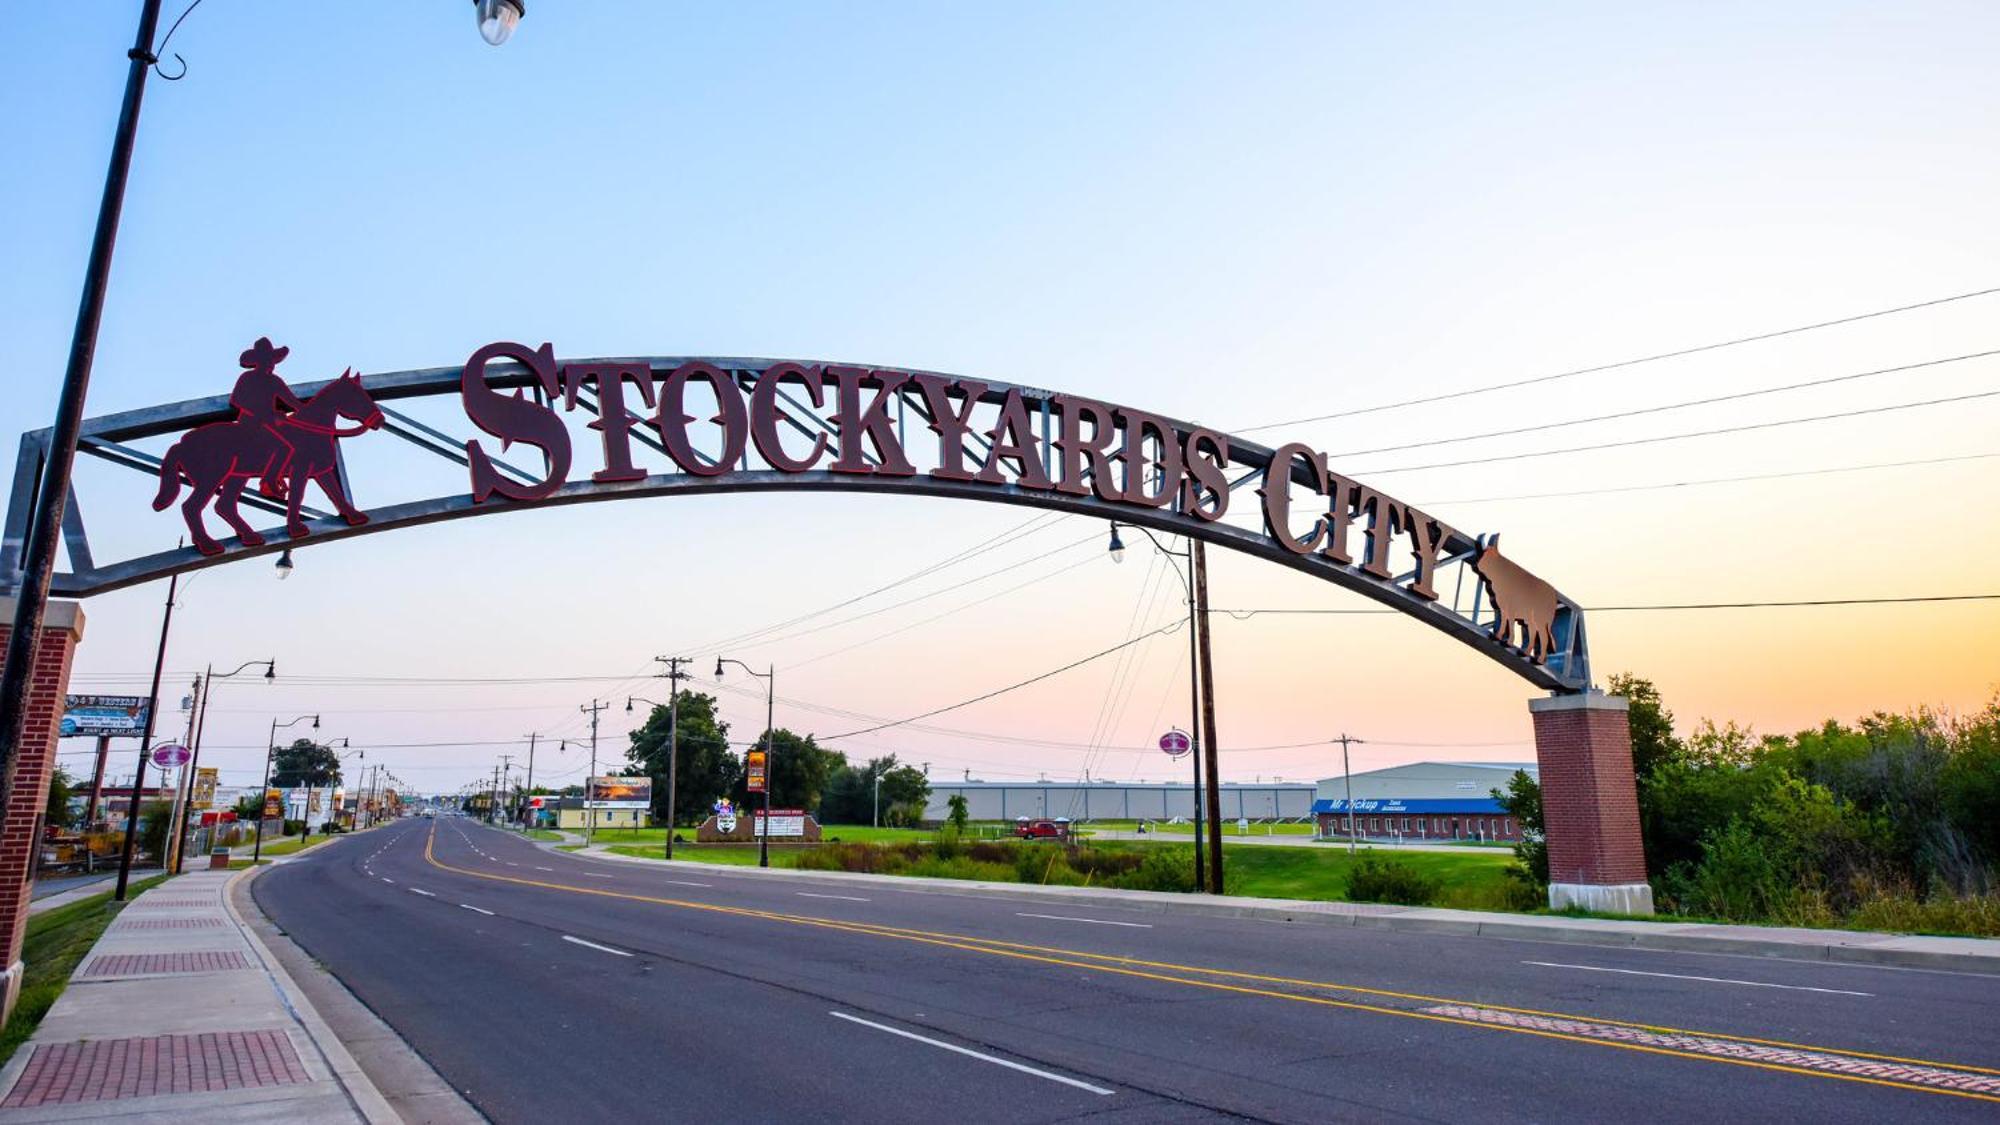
3, 1, 1996, 799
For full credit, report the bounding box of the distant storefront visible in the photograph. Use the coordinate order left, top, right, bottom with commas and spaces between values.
1312, 762, 1538, 842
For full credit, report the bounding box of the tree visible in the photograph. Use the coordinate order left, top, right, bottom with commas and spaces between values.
879, 763, 930, 826
46, 766, 76, 832
818, 755, 926, 824
1492, 768, 1546, 890
233, 794, 263, 822
625, 692, 736, 827
946, 793, 970, 834
270, 739, 342, 788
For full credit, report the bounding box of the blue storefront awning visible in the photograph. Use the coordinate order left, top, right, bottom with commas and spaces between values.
1311, 797, 1507, 816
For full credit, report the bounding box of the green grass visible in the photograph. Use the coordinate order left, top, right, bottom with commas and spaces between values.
609, 843, 786, 866
583, 824, 950, 846
0, 876, 168, 1065
526, 829, 564, 842
1090, 842, 1519, 907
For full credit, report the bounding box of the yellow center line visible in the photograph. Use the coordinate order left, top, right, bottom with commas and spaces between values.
421, 826, 1998, 1104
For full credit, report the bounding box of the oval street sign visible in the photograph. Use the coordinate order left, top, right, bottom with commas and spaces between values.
1158, 729, 1192, 758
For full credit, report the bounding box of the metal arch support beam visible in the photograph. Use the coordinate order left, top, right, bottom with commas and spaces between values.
49, 469, 1581, 691
19, 352, 1593, 693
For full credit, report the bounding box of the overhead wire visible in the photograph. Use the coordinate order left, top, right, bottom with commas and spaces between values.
1236, 284, 2000, 433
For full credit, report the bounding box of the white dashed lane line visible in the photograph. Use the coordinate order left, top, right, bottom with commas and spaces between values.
410, 888, 436, 897
584, 873, 615, 879
829, 1012, 1114, 1095
459, 904, 496, 916
664, 880, 712, 887
381, 878, 394, 885
798, 892, 870, 902
534, 867, 554, 872
562, 935, 633, 957
1016, 913, 1153, 929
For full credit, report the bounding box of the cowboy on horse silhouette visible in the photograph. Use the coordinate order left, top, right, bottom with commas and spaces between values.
154, 338, 384, 556
232, 337, 307, 497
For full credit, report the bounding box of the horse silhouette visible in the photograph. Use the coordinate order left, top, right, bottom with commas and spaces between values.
153, 372, 383, 556
1471, 534, 1561, 664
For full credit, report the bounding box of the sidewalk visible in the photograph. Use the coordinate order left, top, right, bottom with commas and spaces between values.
0, 867, 394, 1122
560, 839, 2000, 975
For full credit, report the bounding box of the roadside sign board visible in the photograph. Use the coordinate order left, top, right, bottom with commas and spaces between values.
149, 742, 190, 769
61, 695, 150, 738
1159, 729, 1191, 758
754, 809, 807, 837
585, 775, 651, 809
191, 767, 218, 809
746, 750, 767, 793
263, 787, 283, 818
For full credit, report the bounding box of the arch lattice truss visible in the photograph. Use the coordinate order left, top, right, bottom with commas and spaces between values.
3, 343, 1590, 691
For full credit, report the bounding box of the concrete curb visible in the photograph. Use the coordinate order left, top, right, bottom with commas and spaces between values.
226, 865, 401, 1125
561, 841, 2000, 975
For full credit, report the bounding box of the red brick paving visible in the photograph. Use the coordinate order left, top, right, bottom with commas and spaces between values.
1, 1030, 311, 1107
80, 950, 250, 977
113, 916, 227, 931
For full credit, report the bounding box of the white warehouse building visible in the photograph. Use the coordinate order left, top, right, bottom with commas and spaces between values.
922, 781, 1317, 823
1312, 761, 1538, 842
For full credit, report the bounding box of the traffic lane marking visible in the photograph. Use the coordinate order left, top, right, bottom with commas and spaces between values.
829, 1011, 1114, 1096
410, 888, 436, 897
417, 827, 2000, 1104
665, 880, 712, 888
1017, 912, 1153, 929
798, 892, 870, 902
460, 904, 496, 916
1524, 961, 1873, 997
563, 935, 633, 957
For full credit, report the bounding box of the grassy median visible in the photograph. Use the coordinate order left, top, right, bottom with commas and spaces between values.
0, 876, 168, 1065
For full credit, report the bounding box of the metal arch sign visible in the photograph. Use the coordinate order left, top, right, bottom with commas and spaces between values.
6, 338, 1591, 691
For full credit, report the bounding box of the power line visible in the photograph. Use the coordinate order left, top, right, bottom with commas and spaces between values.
1331, 348, 2000, 458
1216, 593, 2000, 618
1354, 386, 2000, 476
821, 622, 1184, 741
1413, 450, 2000, 506
1237, 284, 2000, 433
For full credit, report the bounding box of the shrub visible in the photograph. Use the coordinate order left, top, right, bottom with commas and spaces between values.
1107, 847, 1199, 893
1345, 854, 1441, 906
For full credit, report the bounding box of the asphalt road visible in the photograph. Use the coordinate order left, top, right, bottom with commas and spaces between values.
254, 819, 2000, 1123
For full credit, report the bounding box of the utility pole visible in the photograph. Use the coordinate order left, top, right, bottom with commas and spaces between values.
117, 566, 179, 901
1192, 540, 1224, 893
522, 733, 538, 829
1335, 733, 1364, 855
487, 764, 500, 825
580, 700, 607, 847
498, 754, 515, 827
654, 658, 690, 859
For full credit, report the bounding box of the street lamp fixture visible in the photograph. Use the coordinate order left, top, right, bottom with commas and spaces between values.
475, 0, 525, 47
1106, 524, 1126, 562
254, 712, 321, 863
274, 548, 294, 579
715, 656, 777, 868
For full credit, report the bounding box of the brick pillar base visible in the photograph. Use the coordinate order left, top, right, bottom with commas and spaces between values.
0, 599, 87, 1024
1529, 692, 1653, 916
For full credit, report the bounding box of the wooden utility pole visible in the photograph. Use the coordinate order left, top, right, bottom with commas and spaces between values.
654, 657, 690, 859
580, 700, 608, 846
521, 733, 539, 828
1192, 540, 1224, 892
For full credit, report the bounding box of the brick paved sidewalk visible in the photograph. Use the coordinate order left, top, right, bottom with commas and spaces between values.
0, 868, 391, 1122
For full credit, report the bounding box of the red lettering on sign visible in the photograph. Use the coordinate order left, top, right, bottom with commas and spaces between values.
461, 341, 570, 503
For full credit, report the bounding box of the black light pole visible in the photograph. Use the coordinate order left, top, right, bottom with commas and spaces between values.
252, 713, 317, 863
173, 658, 272, 874
0, 0, 164, 876
715, 657, 775, 867
114, 563, 179, 901
655, 655, 691, 859
1109, 522, 1209, 892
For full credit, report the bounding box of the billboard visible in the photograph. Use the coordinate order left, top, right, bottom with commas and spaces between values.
746, 750, 767, 793
753, 809, 807, 837
191, 767, 218, 810
60, 695, 150, 738
586, 775, 652, 809
263, 788, 284, 819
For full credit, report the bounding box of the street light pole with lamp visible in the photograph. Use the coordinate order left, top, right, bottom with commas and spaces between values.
253, 714, 317, 863
0, 0, 529, 885
715, 657, 776, 868
172, 658, 274, 873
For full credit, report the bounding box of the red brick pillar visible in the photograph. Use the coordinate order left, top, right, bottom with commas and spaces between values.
0, 599, 86, 1023
1529, 692, 1653, 915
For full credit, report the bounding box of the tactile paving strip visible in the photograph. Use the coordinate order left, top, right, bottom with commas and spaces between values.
1, 1030, 311, 1107
80, 950, 250, 977
113, 917, 228, 931
1423, 1004, 2000, 1095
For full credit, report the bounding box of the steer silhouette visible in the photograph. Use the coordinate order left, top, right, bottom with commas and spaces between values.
1471, 535, 1560, 664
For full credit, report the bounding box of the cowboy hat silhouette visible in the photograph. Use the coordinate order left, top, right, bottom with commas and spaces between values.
239, 336, 290, 371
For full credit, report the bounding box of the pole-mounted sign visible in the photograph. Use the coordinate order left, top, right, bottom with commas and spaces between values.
745, 750, 768, 794
148, 742, 189, 769
61, 695, 150, 739
1159, 729, 1192, 759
